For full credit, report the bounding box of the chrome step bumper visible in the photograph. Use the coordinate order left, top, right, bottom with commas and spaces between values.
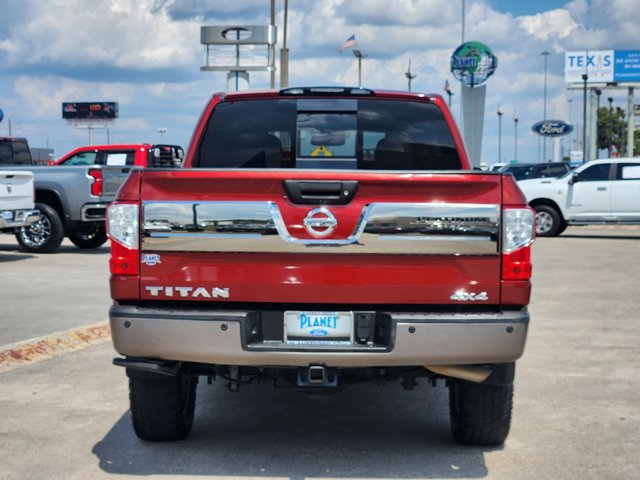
109, 305, 529, 367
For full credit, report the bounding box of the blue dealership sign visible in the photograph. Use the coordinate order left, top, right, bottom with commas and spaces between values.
532, 120, 574, 137
614, 51, 640, 83
566, 50, 640, 84
0, 108, 4, 123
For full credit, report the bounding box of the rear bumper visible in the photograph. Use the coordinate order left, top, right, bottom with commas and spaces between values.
109, 305, 529, 367
0, 209, 39, 229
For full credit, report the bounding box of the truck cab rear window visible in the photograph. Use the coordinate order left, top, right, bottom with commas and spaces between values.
194, 98, 461, 170
0, 138, 32, 165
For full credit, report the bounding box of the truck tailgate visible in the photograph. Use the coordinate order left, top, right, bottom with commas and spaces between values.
139, 170, 504, 306
0, 171, 33, 210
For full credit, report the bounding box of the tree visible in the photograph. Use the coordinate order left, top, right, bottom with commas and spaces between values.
597, 106, 629, 156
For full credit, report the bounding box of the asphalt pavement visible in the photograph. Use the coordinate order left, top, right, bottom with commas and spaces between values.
0, 227, 639, 480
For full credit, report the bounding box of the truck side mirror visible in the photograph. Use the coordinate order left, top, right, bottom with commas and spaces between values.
568, 172, 580, 185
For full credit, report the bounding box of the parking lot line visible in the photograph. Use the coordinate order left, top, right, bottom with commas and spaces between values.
0, 321, 110, 373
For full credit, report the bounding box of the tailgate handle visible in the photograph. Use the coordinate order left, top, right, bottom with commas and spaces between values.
283, 180, 358, 205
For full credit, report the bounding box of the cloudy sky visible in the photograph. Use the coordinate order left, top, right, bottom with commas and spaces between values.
1, 0, 638, 164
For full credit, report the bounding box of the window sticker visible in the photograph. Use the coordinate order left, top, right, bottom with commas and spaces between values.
106, 153, 127, 166
622, 166, 640, 179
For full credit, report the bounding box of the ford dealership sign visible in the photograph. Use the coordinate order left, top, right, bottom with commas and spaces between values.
531, 120, 573, 137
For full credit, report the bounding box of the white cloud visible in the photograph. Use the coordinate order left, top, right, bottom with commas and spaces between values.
518, 9, 579, 42
2, 0, 200, 69
2, 0, 639, 163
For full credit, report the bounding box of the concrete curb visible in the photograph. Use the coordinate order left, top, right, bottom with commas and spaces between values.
0, 322, 111, 373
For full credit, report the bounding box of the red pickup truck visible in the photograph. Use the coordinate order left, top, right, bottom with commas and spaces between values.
53, 143, 183, 168
107, 87, 535, 446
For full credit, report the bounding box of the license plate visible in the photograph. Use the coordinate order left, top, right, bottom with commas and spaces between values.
2, 211, 13, 221
284, 311, 353, 341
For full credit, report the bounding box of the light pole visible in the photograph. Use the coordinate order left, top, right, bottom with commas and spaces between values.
542, 51, 550, 162
405, 59, 417, 91
353, 49, 366, 88
497, 105, 503, 163
158, 127, 167, 140
608, 97, 614, 156
582, 73, 588, 162
567, 98, 573, 149
280, 0, 289, 88
461, 0, 465, 43
513, 113, 518, 162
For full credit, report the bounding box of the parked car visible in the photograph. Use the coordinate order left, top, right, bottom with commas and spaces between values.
52, 143, 184, 168
0, 170, 39, 233
518, 158, 640, 236
107, 86, 535, 446
0, 137, 33, 165
0, 137, 134, 252
500, 162, 573, 181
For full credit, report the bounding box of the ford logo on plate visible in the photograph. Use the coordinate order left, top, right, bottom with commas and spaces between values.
531, 119, 574, 137
309, 329, 329, 336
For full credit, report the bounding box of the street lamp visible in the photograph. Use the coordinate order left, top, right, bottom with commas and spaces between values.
513, 113, 519, 162
158, 127, 167, 139
280, 0, 289, 88
353, 49, 366, 88
582, 73, 588, 162
404, 58, 417, 91
608, 97, 614, 156
567, 98, 573, 149
497, 105, 503, 163
542, 51, 550, 162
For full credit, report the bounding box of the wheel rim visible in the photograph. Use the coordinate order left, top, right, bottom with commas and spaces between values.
535, 211, 553, 235
19, 212, 51, 248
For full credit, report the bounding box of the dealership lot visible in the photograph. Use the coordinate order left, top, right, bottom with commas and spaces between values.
0, 227, 639, 480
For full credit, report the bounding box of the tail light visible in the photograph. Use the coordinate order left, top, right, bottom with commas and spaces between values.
502, 208, 535, 280
89, 169, 103, 196
107, 202, 139, 275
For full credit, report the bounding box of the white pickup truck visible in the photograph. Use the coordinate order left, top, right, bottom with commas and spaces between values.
0, 171, 39, 233
517, 158, 640, 236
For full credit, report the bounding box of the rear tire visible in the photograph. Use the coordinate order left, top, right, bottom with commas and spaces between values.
15, 202, 65, 253
449, 379, 513, 446
129, 373, 197, 441
69, 224, 107, 249
534, 205, 563, 237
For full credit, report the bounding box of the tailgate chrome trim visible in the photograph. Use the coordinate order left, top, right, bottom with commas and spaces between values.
142, 201, 500, 255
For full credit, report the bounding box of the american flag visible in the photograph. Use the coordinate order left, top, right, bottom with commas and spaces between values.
339, 34, 357, 53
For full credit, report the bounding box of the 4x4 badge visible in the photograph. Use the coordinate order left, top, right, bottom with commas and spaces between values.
450, 290, 488, 302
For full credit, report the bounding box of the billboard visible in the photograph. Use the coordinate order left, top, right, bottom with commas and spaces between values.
565, 50, 640, 84
62, 102, 118, 120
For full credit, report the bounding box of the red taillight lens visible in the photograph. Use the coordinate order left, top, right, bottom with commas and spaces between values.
502, 208, 535, 281
502, 247, 532, 280
89, 169, 103, 196
109, 240, 139, 275
107, 202, 139, 276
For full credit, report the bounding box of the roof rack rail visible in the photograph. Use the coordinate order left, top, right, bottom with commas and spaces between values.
279, 87, 376, 96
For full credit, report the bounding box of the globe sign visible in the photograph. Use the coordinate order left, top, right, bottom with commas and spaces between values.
450, 41, 498, 87
0, 108, 4, 123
